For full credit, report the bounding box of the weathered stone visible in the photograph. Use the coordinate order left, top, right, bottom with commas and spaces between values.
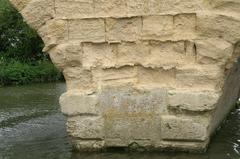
38, 20, 68, 52
63, 67, 96, 91
48, 42, 82, 69
21, 0, 54, 30
93, 67, 138, 87
9, 0, 31, 11
117, 42, 150, 66
197, 13, 240, 43
195, 38, 233, 65
55, 0, 94, 19
106, 17, 142, 42
67, 116, 104, 139
82, 43, 117, 69
94, 0, 127, 18
176, 65, 224, 90
10, 0, 240, 152
68, 19, 105, 42
168, 90, 219, 112
161, 116, 208, 141
60, 91, 99, 116
142, 15, 174, 40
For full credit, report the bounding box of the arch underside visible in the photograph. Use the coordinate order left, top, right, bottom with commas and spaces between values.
9, 0, 240, 152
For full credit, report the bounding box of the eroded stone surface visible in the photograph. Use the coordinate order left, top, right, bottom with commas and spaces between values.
10, 0, 240, 152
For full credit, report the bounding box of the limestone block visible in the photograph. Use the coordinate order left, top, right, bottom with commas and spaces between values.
137, 67, 176, 88
117, 42, 150, 66
149, 41, 194, 68
106, 17, 142, 42
168, 90, 219, 112
94, 0, 127, 18
195, 38, 233, 65
38, 20, 68, 52
93, 67, 138, 86
63, 67, 96, 91
99, 87, 168, 115
21, 0, 54, 30
55, 0, 94, 19
176, 65, 224, 90
197, 13, 240, 43
174, 14, 196, 39
48, 42, 82, 69
60, 91, 99, 116
67, 116, 104, 139
68, 19, 105, 42
206, 0, 240, 12
9, 0, 31, 11
72, 140, 105, 151
161, 116, 208, 141
104, 116, 158, 141
126, 0, 149, 16
82, 43, 117, 69
142, 15, 174, 40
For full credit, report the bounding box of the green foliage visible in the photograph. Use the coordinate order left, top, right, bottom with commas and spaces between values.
0, 60, 63, 86
0, 0, 45, 62
0, 0, 63, 86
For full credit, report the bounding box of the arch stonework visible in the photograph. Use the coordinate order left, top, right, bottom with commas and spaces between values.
9, 0, 240, 151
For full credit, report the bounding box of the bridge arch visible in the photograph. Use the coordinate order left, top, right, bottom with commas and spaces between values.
9, 0, 240, 152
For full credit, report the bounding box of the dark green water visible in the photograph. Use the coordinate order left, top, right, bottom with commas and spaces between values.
0, 83, 239, 159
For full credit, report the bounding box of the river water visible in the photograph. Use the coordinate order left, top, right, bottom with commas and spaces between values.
0, 83, 239, 159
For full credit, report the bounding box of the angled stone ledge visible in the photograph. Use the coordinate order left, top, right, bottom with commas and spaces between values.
161, 115, 209, 142
67, 116, 104, 139
60, 91, 99, 116
168, 90, 220, 112
68, 19, 105, 42
21, 0, 55, 30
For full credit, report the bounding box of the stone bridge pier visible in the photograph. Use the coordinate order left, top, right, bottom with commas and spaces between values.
10, 0, 240, 152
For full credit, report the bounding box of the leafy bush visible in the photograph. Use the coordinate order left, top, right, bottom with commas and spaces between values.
0, 60, 63, 86
0, 0, 63, 86
0, 0, 45, 62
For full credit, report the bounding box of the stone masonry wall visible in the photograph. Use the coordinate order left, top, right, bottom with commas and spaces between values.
10, 0, 240, 152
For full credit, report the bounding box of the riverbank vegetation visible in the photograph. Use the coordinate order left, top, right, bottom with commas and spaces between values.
0, 0, 63, 86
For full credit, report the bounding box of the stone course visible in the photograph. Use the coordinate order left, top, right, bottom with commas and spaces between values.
10, 0, 240, 152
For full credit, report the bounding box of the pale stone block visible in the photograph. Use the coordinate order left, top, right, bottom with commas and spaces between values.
55, 0, 94, 19
104, 116, 158, 141
63, 67, 96, 91
21, 0, 54, 30
60, 91, 99, 116
206, 0, 240, 12
38, 20, 68, 52
99, 87, 168, 115
176, 65, 224, 90
126, 0, 149, 16
149, 41, 193, 68
142, 15, 174, 40
174, 14, 196, 39
72, 140, 105, 151
168, 90, 219, 112
117, 42, 150, 66
106, 17, 142, 42
68, 19, 105, 42
137, 67, 176, 89
195, 38, 233, 65
197, 13, 240, 43
94, 0, 127, 17
161, 116, 208, 141
9, 0, 31, 11
67, 116, 104, 139
93, 67, 138, 86
82, 43, 117, 69
48, 42, 82, 69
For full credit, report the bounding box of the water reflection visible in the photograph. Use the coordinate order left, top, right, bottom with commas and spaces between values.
0, 83, 239, 159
